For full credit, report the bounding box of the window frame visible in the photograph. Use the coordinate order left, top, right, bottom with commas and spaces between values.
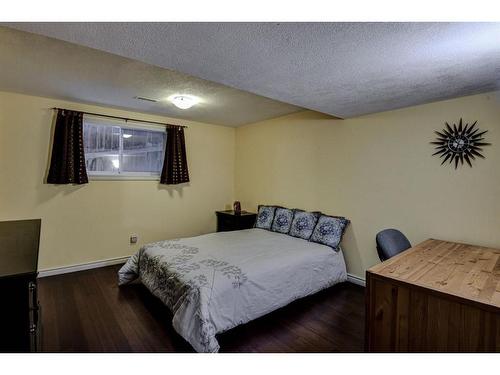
83, 115, 167, 181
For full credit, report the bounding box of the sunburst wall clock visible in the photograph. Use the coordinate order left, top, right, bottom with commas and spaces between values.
431, 118, 491, 169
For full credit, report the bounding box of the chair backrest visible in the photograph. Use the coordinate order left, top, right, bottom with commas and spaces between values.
376, 229, 411, 262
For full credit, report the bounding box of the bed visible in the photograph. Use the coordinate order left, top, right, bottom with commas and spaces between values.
118, 228, 347, 352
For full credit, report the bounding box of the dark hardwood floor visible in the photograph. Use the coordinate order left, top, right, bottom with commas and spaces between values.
38, 265, 365, 352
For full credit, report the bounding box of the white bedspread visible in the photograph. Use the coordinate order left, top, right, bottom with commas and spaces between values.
118, 228, 347, 352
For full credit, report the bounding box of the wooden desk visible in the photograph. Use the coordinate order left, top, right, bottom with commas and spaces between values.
366, 239, 500, 352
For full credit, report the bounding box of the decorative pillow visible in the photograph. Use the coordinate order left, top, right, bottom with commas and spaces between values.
289, 210, 320, 240
255, 205, 277, 230
310, 215, 350, 251
271, 207, 294, 234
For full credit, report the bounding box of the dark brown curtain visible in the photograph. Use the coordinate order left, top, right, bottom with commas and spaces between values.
160, 126, 190, 185
47, 109, 88, 184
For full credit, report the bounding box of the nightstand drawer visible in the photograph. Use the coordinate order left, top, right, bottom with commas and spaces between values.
218, 215, 237, 231
216, 210, 257, 232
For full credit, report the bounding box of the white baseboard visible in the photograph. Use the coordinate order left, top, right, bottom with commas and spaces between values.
39, 256, 366, 287
38, 256, 130, 278
347, 273, 366, 287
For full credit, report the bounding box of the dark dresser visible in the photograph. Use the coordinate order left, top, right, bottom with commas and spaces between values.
0, 219, 41, 352
216, 210, 257, 232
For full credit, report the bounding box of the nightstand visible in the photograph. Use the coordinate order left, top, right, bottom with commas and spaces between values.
215, 210, 257, 232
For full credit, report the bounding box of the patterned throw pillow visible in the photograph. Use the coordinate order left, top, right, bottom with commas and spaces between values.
289, 210, 320, 240
271, 207, 294, 234
255, 205, 277, 230
310, 215, 350, 251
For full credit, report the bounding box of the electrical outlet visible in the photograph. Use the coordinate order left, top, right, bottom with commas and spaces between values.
130, 234, 138, 244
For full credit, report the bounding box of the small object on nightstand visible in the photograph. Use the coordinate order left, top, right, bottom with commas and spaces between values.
216, 210, 257, 232
233, 201, 241, 215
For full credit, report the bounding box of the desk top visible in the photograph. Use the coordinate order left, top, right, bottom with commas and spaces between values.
368, 239, 500, 310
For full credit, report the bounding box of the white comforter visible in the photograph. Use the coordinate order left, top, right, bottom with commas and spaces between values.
118, 228, 347, 352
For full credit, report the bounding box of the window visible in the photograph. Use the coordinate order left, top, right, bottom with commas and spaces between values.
83, 116, 166, 179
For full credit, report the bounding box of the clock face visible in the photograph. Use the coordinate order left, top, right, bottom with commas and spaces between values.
448, 135, 469, 153
431, 118, 490, 168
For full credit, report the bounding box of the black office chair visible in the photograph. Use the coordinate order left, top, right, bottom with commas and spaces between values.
376, 229, 411, 262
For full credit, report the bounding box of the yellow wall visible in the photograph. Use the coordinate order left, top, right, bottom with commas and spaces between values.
235, 92, 500, 278
2, 90, 499, 279
0, 91, 235, 270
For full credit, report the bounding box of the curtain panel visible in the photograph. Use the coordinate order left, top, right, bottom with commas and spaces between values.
47, 109, 88, 184
160, 126, 190, 185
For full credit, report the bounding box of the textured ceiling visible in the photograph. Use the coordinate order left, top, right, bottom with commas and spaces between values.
5, 22, 500, 118
0, 27, 301, 126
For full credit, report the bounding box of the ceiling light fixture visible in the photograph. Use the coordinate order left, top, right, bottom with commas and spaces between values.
168, 95, 198, 110
122, 134, 132, 139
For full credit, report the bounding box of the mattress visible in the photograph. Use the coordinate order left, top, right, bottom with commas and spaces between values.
118, 228, 347, 352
